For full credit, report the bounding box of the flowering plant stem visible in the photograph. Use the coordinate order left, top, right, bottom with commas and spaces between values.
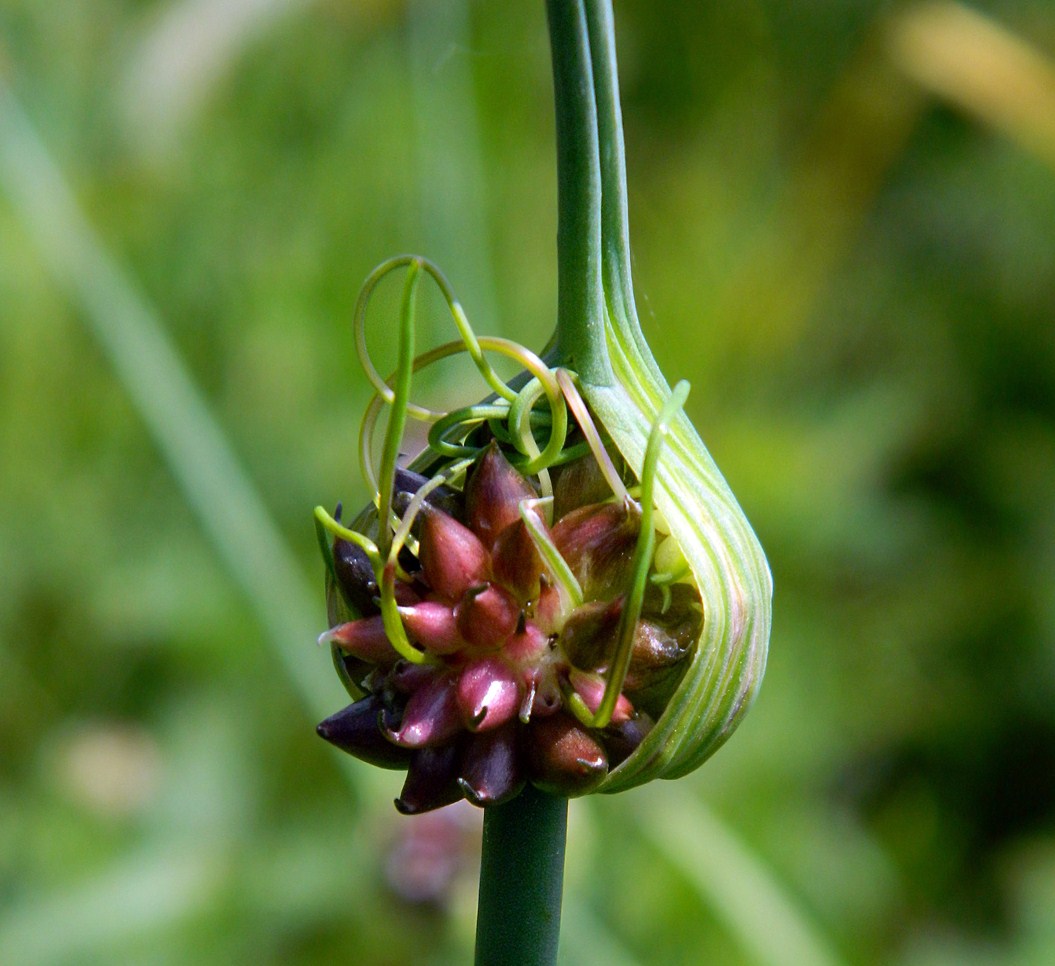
473, 1, 626, 962
475, 785, 569, 966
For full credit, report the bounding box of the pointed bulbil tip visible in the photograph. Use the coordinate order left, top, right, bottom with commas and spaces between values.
394, 468, 464, 522
623, 619, 692, 686
558, 597, 623, 670
317, 696, 413, 770
395, 744, 464, 815
383, 672, 464, 749
398, 600, 463, 655
465, 441, 537, 550
502, 620, 548, 667
459, 725, 525, 807
320, 614, 401, 665
417, 505, 491, 601
568, 668, 634, 724
332, 537, 379, 616
532, 579, 564, 636
603, 712, 655, 768
552, 452, 617, 520
490, 518, 543, 602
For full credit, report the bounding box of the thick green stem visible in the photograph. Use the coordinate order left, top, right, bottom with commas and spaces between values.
474, 785, 568, 966
545, 0, 610, 383
545, 0, 663, 389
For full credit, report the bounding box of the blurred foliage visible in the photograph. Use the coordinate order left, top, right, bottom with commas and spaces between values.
2, 0, 1055, 963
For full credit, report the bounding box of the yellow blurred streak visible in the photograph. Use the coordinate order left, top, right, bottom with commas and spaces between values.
707, 36, 924, 364
693, 2, 1055, 373
889, 1, 1055, 173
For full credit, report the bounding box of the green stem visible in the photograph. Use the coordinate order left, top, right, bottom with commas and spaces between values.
545, 0, 609, 383
582, 1, 667, 386
473, 3, 635, 963
474, 785, 569, 966
545, 0, 665, 389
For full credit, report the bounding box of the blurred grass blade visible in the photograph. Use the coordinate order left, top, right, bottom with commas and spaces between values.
634, 787, 845, 966
889, 1, 1055, 173
0, 82, 341, 727
120, 0, 313, 155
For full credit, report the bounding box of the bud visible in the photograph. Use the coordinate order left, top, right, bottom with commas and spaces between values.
525, 713, 608, 797
568, 669, 633, 725
490, 519, 543, 602
454, 583, 520, 651
320, 615, 400, 665
315, 250, 770, 809
384, 673, 463, 749
459, 725, 524, 806
602, 713, 654, 768
465, 442, 537, 550
417, 506, 490, 601
552, 452, 614, 521
317, 695, 412, 770
398, 601, 463, 656
456, 657, 522, 732
395, 744, 464, 815
551, 501, 640, 601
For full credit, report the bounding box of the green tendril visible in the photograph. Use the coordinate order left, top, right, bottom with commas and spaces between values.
379, 561, 427, 664
375, 260, 420, 563
542, 440, 592, 468
449, 300, 518, 404
354, 256, 514, 416
520, 499, 583, 612
428, 403, 510, 458
314, 511, 340, 587
356, 301, 573, 492
590, 380, 691, 729
313, 506, 381, 564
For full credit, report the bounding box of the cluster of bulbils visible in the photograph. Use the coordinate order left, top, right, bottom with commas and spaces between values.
317, 441, 701, 814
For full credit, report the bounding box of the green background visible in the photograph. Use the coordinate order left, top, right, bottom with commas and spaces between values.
2, 1, 1055, 963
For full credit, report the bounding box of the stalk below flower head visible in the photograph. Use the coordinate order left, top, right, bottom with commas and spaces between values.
313, 247, 771, 812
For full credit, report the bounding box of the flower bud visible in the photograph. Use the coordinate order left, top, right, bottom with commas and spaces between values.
395, 744, 464, 815
552, 452, 614, 520
602, 713, 654, 768
454, 584, 520, 651
332, 537, 379, 618
525, 713, 608, 797
465, 442, 537, 550
384, 673, 463, 749
490, 519, 544, 602
317, 695, 412, 770
458, 725, 524, 807
557, 598, 621, 670
456, 657, 522, 732
398, 601, 463, 655
551, 501, 640, 601
320, 615, 401, 665
568, 669, 633, 725
394, 468, 463, 521
417, 506, 490, 601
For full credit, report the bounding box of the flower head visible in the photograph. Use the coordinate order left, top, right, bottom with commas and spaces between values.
319, 442, 699, 812
313, 254, 770, 811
